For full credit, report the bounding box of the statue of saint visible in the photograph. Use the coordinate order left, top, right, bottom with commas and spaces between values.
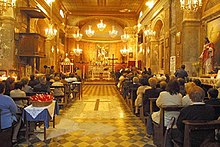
199, 37, 214, 74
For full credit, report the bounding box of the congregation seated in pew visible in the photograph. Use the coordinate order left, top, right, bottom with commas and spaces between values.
167, 86, 216, 147
134, 77, 150, 115
51, 77, 64, 97
20, 77, 33, 93
10, 82, 27, 108
142, 77, 162, 116
205, 88, 220, 119
128, 77, 141, 102
33, 76, 50, 93
146, 79, 182, 136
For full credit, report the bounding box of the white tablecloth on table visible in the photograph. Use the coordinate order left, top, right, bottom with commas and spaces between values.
24, 101, 55, 119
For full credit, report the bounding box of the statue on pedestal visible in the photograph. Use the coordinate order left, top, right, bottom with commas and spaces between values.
199, 37, 214, 74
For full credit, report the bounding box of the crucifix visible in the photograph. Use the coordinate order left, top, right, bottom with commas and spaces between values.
108, 54, 118, 73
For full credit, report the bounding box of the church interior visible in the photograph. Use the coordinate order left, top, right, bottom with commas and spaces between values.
0, 0, 219, 79
0, 0, 220, 146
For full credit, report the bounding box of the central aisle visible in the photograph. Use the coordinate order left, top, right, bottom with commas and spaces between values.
22, 82, 155, 146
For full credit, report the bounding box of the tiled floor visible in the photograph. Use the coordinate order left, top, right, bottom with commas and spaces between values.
17, 82, 155, 147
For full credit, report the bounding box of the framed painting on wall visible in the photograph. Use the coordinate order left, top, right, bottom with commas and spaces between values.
129, 52, 133, 58
165, 38, 169, 47
207, 17, 220, 67
176, 32, 181, 44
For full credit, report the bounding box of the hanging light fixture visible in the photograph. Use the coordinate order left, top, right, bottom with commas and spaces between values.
97, 19, 106, 31
85, 25, 95, 37
0, 0, 16, 15
180, 0, 202, 12
120, 46, 129, 56
144, 25, 156, 38
45, 23, 57, 39
45, 1, 57, 39
109, 26, 118, 38
121, 31, 129, 42
73, 44, 82, 56
73, 29, 83, 41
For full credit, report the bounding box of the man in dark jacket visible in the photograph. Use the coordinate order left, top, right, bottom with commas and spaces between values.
174, 64, 188, 80
167, 86, 215, 147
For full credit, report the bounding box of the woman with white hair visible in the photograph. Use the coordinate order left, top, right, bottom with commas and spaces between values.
51, 76, 64, 96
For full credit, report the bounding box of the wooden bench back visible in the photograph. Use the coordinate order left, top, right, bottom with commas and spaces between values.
183, 120, 220, 147
12, 96, 31, 105
50, 85, 69, 107
26, 92, 48, 96
153, 105, 184, 147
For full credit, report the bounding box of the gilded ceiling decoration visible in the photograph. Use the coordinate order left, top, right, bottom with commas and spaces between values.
61, 0, 145, 16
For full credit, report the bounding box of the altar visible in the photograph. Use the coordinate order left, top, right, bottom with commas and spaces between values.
88, 65, 112, 80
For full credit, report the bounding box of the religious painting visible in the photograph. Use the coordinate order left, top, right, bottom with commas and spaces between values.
207, 17, 220, 67
96, 44, 109, 64
129, 52, 133, 58
0, 70, 7, 81
0, 70, 7, 76
170, 56, 176, 75
176, 32, 181, 44
165, 38, 169, 47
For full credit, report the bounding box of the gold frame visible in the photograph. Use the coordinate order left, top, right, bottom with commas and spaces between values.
176, 32, 181, 44
165, 38, 169, 47
129, 52, 133, 58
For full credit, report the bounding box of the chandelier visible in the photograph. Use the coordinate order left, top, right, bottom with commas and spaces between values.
180, 0, 202, 12
144, 28, 156, 37
45, 23, 57, 39
120, 47, 129, 56
97, 20, 106, 31
73, 44, 82, 56
85, 25, 95, 37
73, 29, 83, 41
109, 26, 118, 38
0, 0, 16, 15
45, 1, 57, 39
121, 31, 129, 42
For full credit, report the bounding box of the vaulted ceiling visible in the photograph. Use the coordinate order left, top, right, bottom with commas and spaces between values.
61, 0, 145, 16
59, 0, 146, 41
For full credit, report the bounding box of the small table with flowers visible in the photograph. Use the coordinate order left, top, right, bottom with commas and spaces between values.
23, 100, 59, 142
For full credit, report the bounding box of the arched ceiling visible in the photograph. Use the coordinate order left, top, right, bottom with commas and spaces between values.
60, 0, 146, 41
61, 0, 145, 17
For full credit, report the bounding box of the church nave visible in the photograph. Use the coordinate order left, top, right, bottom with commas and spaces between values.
17, 82, 154, 147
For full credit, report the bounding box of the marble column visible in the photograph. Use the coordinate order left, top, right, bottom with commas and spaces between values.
0, 8, 16, 71
150, 39, 160, 73
182, 12, 201, 76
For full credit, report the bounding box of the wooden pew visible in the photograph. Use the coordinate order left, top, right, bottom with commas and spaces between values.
182, 120, 220, 147
50, 85, 67, 107
153, 105, 184, 147
149, 98, 158, 113
26, 92, 48, 96
127, 87, 138, 113
12, 96, 31, 105
139, 97, 158, 125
